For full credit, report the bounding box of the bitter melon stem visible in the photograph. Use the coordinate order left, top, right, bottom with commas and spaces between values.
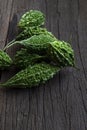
3, 40, 18, 50
3, 30, 26, 51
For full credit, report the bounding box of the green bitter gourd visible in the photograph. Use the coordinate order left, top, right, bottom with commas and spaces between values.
16, 27, 55, 40
18, 10, 45, 29
14, 48, 47, 69
48, 40, 75, 67
0, 62, 60, 88
0, 50, 12, 70
4, 34, 56, 54
4, 27, 55, 50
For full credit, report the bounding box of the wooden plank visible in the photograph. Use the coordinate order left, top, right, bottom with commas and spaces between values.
0, 0, 14, 129
58, 0, 87, 130
0, 0, 13, 49
0, 0, 87, 130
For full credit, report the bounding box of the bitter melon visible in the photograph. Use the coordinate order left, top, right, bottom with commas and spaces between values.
18, 10, 45, 29
0, 62, 60, 88
48, 40, 75, 67
14, 48, 46, 69
0, 50, 12, 70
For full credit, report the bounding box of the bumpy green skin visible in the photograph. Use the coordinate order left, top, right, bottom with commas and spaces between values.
3, 28, 56, 50
17, 34, 56, 54
16, 27, 55, 40
18, 10, 45, 29
48, 41, 75, 67
1, 63, 59, 88
0, 50, 12, 70
14, 48, 46, 69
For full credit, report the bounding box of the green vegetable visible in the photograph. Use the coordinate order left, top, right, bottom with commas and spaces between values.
16, 27, 55, 40
18, 10, 45, 29
0, 50, 12, 70
3, 27, 55, 50
48, 41, 75, 67
4, 34, 56, 54
14, 48, 46, 69
0, 10, 76, 89
18, 34, 56, 53
0, 63, 60, 88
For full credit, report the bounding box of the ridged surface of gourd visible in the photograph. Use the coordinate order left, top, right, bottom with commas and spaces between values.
18, 10, 45, 29
16, 27, 55, 40
17, 34, 56, 54
14, 48, 46, 69
0, 63, 59, 88
0, 50, 12, 70
48, 41, 75, 67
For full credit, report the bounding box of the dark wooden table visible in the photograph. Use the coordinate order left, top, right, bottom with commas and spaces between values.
0, 0, 87, 130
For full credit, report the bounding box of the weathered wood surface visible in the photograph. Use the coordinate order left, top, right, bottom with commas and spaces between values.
0, 0, 87, 129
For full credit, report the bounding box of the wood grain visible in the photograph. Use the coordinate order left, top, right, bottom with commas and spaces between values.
0, 0, 87, 130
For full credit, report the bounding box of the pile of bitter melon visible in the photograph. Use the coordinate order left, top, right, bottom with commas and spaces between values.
0, 10, 75, 88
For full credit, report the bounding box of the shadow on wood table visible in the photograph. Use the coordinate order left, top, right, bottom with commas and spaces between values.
0, 0, 87, 130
